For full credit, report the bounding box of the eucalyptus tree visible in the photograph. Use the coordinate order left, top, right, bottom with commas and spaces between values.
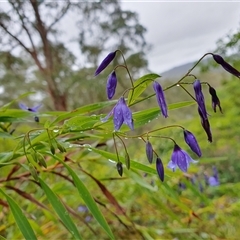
0, 0, 148, 110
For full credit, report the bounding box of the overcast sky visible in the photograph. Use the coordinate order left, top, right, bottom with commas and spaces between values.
121, 1, 240, 72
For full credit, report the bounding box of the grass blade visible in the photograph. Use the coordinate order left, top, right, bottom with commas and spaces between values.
0, 189, 37, 240
54, 156, 115, 240
38, 177, 82, 239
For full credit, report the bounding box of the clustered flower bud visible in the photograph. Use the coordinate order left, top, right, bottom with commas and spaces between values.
95, 50, 228, 179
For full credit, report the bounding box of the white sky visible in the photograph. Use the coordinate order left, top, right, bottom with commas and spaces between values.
121, 1, 240, 72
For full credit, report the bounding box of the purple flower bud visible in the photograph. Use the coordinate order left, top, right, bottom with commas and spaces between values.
95, 51, 117, 76
101, 97, 134, 131
116, 162, 123, 176
106, 71, 117, 99
183, 129, 202, 157
167, 144, 197, 172
209, 85, 222, 113
156, 157, 164, 182
198, 107, 212, 142
153, 81, 168, 118
145, 141, 153, 164
193, 80, 208, 120
212, 54, 240, 78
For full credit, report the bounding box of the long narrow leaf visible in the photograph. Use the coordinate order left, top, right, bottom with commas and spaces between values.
38, 177, 82, 239
0, 189, 37, 240
53, 156, 115, 240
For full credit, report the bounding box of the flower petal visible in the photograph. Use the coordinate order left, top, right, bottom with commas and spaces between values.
19, 103, 28, 110
193, 79, 208, 120
183, 129, 202, 157
153, 81, 168, 118
156, 157, 164, 182
113, 99, 124, 131
145, 141, 153, 164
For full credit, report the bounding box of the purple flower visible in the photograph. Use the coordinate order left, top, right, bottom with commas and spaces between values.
198, 107, 212, 142
183, 129, 202, 157
209, 85, 222, 113
19, 103, 42, 112
212, 54, 240, 78
167, 144, 197, 172
145, 141, 153, 163
78, 205, 88, 213
156, 157, 164, 182
193, 80, 208, 120
95, 51, 117, 76
106, 71, 117, 100
153, 81, 168, 118
208, 176, 219, 186
101, 97, 134, 131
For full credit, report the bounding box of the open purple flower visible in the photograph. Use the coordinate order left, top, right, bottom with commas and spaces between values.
183, 129, 202, 157
19, 103, 42, 112
95, 51, 117, 76
167, 144, 197, 172
101, 97, 134, 131
193, 79, 208, 120
145, 141, 153, 163
106, 71, 117, 100
19, 103, 42, 122
212, 54, 240, 78
156, 157, 164, 182
153, 81, 168, 118
208, 85, 222, 113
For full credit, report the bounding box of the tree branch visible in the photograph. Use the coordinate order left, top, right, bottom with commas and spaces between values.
8, 0, 37, 55
47, 1, 71, 31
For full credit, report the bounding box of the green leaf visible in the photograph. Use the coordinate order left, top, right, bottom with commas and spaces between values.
0, 92, 35, 111
50, 100, 117, 126
100, 101, 195, 131
128, 73, 161, 105
52, 155, 115, 240
91, 147, 159, 176
64, 115, 99, 131
0, 152, 13, 163
0, 189, 37, 240
38, 178, 82, 239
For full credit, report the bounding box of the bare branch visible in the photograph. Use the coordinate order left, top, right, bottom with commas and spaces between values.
47, 1, 71, 31
8, 0, 37, 55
